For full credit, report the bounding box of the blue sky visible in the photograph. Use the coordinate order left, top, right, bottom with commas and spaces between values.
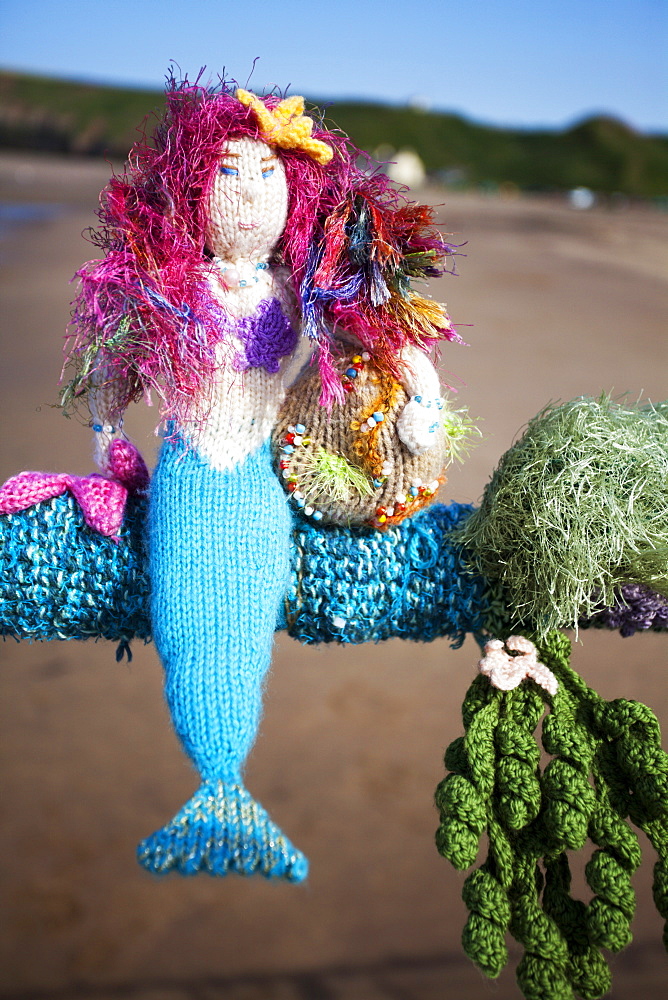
1, 0, 666, 132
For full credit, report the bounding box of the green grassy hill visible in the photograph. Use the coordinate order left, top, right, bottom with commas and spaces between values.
1, 70, 666, 197
0, 71, 162, 155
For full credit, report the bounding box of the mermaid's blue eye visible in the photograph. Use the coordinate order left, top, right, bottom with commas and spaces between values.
262, 167, 275, 179
219, 166, 238, 176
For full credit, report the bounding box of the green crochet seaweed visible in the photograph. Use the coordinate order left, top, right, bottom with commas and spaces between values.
435, 631, 668, 1000
455, 396, 668, 636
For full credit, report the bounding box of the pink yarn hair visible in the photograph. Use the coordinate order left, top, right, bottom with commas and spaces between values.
62, 73, 458, 424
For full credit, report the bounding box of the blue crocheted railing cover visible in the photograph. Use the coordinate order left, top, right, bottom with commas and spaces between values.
0, 495, 150, 644
286, 503, 487, 645
0, 495, 489, 647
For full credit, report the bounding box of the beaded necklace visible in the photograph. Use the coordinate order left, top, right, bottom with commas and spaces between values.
212, 256, 269, 289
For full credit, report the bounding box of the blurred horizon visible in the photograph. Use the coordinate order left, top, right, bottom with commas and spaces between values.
0, 0, 666, 134
2, 68, 666, 199
1, 65, 665, 139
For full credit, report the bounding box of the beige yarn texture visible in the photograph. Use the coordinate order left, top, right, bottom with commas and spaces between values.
189, 137, 303, 470
206, 138, 289, 263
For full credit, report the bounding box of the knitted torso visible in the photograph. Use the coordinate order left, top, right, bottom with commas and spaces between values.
179, 136, 311, 470
182, 265, 309, 472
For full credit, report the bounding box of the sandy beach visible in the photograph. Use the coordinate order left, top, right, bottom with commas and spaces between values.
0, 150, 667, 1000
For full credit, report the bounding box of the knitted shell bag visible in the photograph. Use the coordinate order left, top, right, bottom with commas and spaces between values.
273, 349, 448, 528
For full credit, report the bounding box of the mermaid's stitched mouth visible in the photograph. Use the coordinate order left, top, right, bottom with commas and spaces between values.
238, 221, 260, 230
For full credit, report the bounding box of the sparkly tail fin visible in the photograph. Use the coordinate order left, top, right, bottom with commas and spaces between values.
137, 780, 308, 882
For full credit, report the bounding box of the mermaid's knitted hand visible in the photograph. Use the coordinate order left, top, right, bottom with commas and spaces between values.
89, 358, 149, 492
397, 395, 443, 455
397, 344, 444, 454
91, 423, 122, 475
90, 364, 149, 493
106, 439, 149, 493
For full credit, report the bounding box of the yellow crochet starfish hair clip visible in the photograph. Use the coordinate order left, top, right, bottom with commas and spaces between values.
235, 89, 334, 165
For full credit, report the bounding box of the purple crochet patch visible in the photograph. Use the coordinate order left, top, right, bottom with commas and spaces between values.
229, 298, 298, 374
580, 583, 668, 637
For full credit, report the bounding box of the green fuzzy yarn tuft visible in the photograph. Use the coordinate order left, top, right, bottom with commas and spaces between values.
301, 447, 374, 505
60, 315, 132, 420
441, 399, 482, 464
435, 632, 668, 1000
455, 396, 668, 636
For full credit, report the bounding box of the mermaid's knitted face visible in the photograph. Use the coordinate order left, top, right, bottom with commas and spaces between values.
206, 137, 289, 261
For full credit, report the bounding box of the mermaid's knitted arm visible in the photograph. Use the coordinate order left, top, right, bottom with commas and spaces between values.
396, 344, 444, 455
281, 324, 315, 388
274, 267, 314, 387
88, 364, 129, 475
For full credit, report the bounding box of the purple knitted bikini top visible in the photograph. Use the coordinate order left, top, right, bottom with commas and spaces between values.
225, 297, 299, 374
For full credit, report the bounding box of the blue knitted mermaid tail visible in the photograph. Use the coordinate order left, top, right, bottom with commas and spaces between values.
137, 779, 308, 881
146, 438, 305, 880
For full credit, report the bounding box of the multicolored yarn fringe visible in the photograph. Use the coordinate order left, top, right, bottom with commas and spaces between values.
435, 631, 668, 1000
61, 72, 459, 425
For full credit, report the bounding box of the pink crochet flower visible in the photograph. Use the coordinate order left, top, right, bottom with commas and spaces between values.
478, 635, 558, 696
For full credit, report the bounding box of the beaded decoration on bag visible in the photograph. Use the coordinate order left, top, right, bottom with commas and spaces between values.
273, 351, 448, 529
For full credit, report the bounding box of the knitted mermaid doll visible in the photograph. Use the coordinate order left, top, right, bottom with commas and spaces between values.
62, 78, 460, 881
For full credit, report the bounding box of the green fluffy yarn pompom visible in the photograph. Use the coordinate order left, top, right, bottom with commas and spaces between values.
299, 446, 375, 505
455, 396, 668, 635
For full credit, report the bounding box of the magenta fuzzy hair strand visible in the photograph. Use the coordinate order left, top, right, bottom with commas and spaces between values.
62, 73, 459, 424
